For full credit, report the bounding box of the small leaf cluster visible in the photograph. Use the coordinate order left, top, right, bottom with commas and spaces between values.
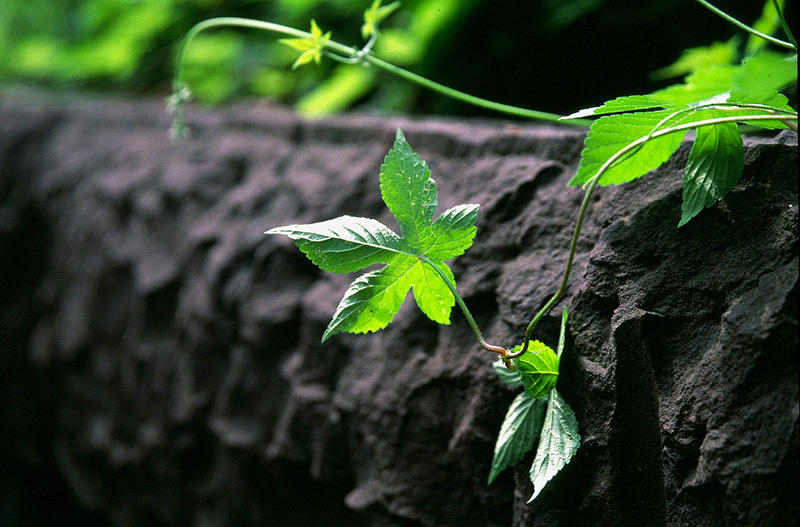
280, 19, 331, 70
362, 0, 402, 40
488, 309, 580, 502
564, 47, 797, 226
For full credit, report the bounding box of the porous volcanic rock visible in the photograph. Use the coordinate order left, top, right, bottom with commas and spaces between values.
0, 98, 797, 527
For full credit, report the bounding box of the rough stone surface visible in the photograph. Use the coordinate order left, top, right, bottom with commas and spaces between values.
0, 98, 797, 527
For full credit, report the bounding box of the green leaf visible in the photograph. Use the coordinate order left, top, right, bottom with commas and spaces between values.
493, 358, 523, 386
362, 0, 402, 39
426, 204, 480, 259
679, 112, 743, 227
570, 109, 689, 186
488, 392, 546, 485
652, 51, 797, 107
528, 388, 581, 502
651, 38, 740, 81
651, 66, 740, 107
379, 131, 439, 249
556, 307, 568, 360
267, 128, 479, 341
279, 19, 331, 69
513, 341, 560, 399
732, 51, 797, 100
561, 95, 669, 120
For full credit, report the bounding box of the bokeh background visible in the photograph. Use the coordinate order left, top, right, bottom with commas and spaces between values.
0, 0, 788, 118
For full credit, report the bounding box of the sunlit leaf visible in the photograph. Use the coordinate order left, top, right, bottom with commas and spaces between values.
267, 129, 479, 341
746, 0, 787, 55
651, 39, 739, 81
570, 109, 689, 186
279, 19, 331, 69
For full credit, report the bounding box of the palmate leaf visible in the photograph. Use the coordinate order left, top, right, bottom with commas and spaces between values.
279, 19, 331, 69
266, 128, 479, 341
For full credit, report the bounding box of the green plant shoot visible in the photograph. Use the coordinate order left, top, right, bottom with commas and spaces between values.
279, 19, 331, 69
362, 0, 402, 40
269, 133, 580, 500
489, 308, 580, 502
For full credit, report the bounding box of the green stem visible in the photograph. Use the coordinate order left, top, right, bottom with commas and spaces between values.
363, 55, 586, 124
169, 17, 592, 138
506, 168, 602, 359
772, 0, 798, 50
693, 0, 796, 50
420, 256, 508, 356
506, 111, 797, 359
617, 102, 797, 167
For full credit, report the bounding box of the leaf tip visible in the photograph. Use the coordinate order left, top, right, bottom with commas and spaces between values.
526, 489, 541, 503
561, 106, 599, 120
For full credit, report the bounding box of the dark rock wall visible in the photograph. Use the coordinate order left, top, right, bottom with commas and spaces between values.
0, 99, 797, 527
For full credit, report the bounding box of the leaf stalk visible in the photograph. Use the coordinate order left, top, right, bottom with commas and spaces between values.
693, 0, 796, 51
419, 256, 508, 356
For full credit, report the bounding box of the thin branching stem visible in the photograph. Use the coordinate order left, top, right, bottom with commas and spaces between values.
772, 0, 798, 50
693, 0, 796, 51
363, 55, 586, 124
506, 111, 798, 359
169, 17, 592, 137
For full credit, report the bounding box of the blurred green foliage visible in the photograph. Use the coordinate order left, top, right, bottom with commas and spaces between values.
0, 0, 784, 117
0, 0, 485, 115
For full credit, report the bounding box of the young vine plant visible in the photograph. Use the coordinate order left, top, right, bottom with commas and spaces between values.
266, 129, 580, 500
169, 0, 797, 504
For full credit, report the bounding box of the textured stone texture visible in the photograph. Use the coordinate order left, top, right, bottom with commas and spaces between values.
0, 98, 797, 527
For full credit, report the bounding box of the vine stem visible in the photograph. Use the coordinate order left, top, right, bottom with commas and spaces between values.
168, 17, 592, 138
419, 256, 508, 356
363, 55, 575, 123
506, 111, 798, 359
693, 0, 796, 51
772, 0, 798, 50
